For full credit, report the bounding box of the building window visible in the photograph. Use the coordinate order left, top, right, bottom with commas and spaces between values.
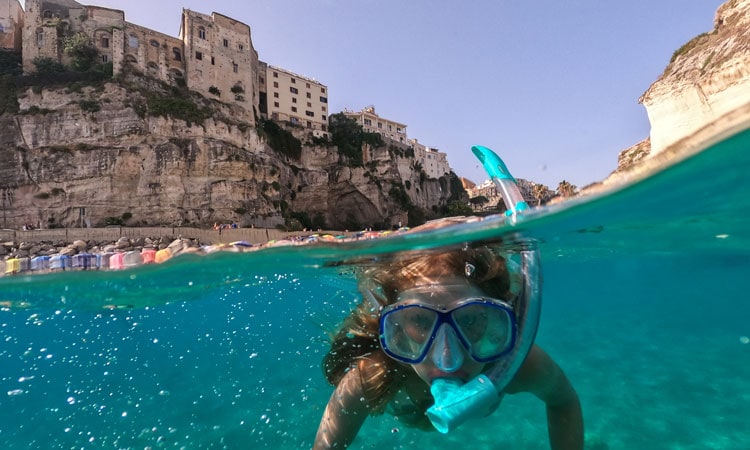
271, 112, 279, 120
150, 39, 159, 47
223, 39, 229, 47
307, 102, 312, 107
273, 72, 278, 78
211, 56, 215, 65
195, 51, 203, 60
306, 92, 311, 99
43, 10, 53, 18
321, 87, 326, 93
273, 81, 278, 88
36, 29, 44, 46
290, 87, 298, 94
274, 102, 279, 107
292, 98, 297, 103
173, 48, 182, 61
101, 37, 110, 48
322, 115, 327, 121
101, 54, 109, 63
291, 106, 297, 112
364, 119, 372, 126
306, 83, 310, 88
305, 111, 314, 117
290, 117, 299, 125
319, 96, 327, 103
233, 63, 238, 73
378, 122, 382, 129
291, 78, 296, 84
307, 121, 312, 129
273, 92, 279, 98
128, 35, 138, 48
198, 26, 206, 40
259, 76, 264, 84
388, 125, 392, 131
322, 106, 326, 112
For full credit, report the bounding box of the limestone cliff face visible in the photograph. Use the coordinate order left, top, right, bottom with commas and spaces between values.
0, 78, 461, 230
640, 0, 750, 155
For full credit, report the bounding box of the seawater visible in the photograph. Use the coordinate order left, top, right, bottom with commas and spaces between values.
1, 128, 749, 449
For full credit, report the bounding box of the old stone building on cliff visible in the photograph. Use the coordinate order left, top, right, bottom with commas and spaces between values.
7, 0, 333, 134
18, 0, 261, 120
344, 105, 451, 179
0, 0, 23, 51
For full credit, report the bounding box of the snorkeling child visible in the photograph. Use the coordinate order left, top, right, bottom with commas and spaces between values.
313, 240, 583, 449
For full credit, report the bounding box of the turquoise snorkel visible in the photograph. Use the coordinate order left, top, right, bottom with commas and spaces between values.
426, 145, 542, 433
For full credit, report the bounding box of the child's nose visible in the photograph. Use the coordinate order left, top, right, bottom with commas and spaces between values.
430, 323, 465, 372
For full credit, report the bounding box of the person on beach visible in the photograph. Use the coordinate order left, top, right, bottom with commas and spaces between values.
313, 237, 583, 449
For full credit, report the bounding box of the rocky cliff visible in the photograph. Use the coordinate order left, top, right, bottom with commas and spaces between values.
0, 73, 464, 230
639, 0, 750, 155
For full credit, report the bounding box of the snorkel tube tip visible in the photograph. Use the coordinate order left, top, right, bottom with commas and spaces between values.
471, 145, 530, 219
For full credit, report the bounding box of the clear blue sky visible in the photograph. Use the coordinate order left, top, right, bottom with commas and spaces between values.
21, 0, 725, 188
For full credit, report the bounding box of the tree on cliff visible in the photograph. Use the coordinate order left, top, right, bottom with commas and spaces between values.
328, 113, 384, 166
556, 180, 577, 197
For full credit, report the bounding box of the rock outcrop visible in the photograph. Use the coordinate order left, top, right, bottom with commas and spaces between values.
640, 0, 750, 155
0, 74, 463, 230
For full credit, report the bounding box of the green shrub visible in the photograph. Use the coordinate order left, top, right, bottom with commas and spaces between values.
257, 119, 302, 160
146, 94, 211, 127
79, 99, 100, 113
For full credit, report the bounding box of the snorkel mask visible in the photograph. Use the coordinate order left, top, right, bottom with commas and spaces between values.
424, 145, 541, 433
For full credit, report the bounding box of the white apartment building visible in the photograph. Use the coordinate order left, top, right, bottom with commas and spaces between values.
343, 105, 407, 143
259, 61, 329, 135
409, 138, 450, 179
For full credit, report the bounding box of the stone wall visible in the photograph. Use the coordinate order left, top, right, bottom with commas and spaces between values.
0, 226, 290, 245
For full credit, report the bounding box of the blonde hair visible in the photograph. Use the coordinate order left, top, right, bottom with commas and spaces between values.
322, 245, 511, 415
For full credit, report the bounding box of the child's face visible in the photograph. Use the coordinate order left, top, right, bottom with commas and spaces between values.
389, 278, 491, 384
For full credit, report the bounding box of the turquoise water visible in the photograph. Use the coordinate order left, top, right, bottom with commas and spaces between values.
1, 128, 750, 449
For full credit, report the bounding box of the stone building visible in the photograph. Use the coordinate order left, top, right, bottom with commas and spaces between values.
0, 0, 23, 51
408, 138, 450, 179
345, 105, 451, 179
18, 0, 269, 122
344, 105, 408, 143
258, 61, 329, 134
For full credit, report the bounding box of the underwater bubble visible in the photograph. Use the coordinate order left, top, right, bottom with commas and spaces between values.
740, 336, 749, 344
67, 396, 76, 404
7, 389, 24, 396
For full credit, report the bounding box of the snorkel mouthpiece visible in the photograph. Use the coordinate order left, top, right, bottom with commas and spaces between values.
426, 145, 542, 434
427, 376, 501, 433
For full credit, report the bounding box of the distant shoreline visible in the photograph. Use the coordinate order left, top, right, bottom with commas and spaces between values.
0, 226, 332, 247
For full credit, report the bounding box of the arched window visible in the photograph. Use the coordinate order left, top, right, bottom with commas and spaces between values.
149, 39, 159, 47
36, 28, 44, 46
198, 26, 206, 40
147, 62, 159, 76
124, 54, 137, 65
128, 34, 139, 48
43, 10, 53, 18
168, 68, 184, 82
172, 48, 182, 61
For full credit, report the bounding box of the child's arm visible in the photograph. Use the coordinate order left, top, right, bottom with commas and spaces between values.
506, 345, 584, 450
313, 366, 370, 449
